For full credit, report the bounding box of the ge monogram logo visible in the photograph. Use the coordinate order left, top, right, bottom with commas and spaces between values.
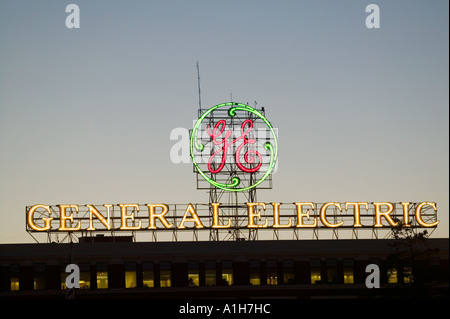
207, 119, 262, 174
190, 102, 278, 192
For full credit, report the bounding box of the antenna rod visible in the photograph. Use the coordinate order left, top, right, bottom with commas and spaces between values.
197, 61, 202, 109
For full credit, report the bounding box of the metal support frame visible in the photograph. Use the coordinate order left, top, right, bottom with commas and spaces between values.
193, 102, 272, 241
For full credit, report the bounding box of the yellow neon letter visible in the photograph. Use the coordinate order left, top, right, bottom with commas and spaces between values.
247, 202, 269, 228
146, 204, 173, 229
415, 202, 439, 227
400, 202, 411, 227
373, 202, 398, 227
86, 204, 111, 230
294, 202, 317, 228
119, 204, 142, 230
320, 202, 344, 228
59, 205, 81, 231
178, 203, 204, 229
345, 202, 368, 227
27, 204, 53, 231
211, 203, 231, 229
272, 202, 292, 228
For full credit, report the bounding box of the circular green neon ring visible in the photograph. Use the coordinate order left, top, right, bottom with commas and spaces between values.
190, 102, 278, 192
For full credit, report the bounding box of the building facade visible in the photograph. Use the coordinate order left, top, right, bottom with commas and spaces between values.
0, 238, 448, 299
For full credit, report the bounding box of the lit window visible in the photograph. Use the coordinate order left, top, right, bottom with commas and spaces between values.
10, 264, 19, 291
97, 272, 108, 289
79, 263, 91, 289
266, 260, 278, 285
125, 271, 136, 288
403, 266, 413, 284
267, 274, 277, 285
160, 270, 171, 287
311, 269, 321, 284
343, 269, 354, 284
250, 274, 260, 285
388, 268, 398, 284
188, 273, 199, 286
222, 273, 233, 285
221, 260, 233, 286
188, 261, 199, 287
11, 277, 19, 291
125, 262, 137, 288
310, 259, 321, 285
96, 263, 108, 289
343, 259, 354, 284
249, 260, 260, 286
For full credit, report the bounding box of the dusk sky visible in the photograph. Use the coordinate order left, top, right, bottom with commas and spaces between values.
0, 0, 448, 243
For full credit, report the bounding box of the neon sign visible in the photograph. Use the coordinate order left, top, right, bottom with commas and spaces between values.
207, 119, 262, 174
190, 102, 278, 192
26, 202, 439, 232
24, 104, 441, 240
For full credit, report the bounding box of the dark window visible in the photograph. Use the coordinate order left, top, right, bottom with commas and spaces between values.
326, 259, 338, 284
282, 259, 295, 285
205, 260, 216, 286
33, 263, 46, 290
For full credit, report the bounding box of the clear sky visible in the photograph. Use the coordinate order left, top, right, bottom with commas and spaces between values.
0, 0, 448, 243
